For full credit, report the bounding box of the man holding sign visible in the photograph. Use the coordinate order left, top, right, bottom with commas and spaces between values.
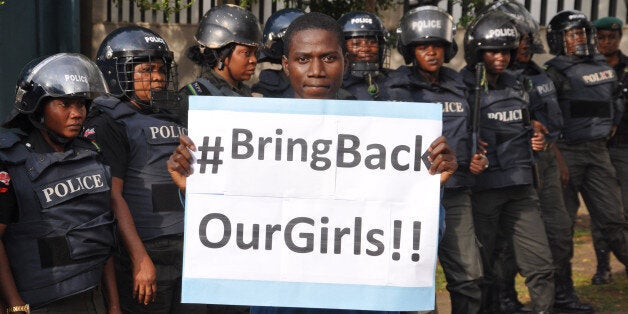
168, 12, 457, 313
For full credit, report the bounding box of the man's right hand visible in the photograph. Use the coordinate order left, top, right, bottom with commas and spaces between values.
167, 135, 197, 192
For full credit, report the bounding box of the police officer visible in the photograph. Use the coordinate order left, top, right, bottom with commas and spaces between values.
0, 53, 118, 313
545, 9, 628, 289
251, 8, 304, 98
591, 16, 628, 285
482, 2, 596, 313
384, 6, 486, 314
181, 4, 262, 104
461, 10, 555, 313
337, 11, 390, 100
84, 26, 207, 313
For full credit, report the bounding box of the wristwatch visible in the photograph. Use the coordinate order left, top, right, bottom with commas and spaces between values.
6, 304, 29, 314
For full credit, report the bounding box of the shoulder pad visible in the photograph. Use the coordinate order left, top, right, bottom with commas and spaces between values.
0, 131, 21, 149
91, 97, 136, 119
0, 131, 28, 164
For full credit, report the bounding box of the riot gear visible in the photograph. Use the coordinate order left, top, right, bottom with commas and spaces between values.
260, 8, 304, 63
485, 0, 544, 53
338, 11, 390, 77
397, 5, 457, 64
96, 26, 178, 110
195, 4, 262, 50
463, 10, 519, 66
4, 53, 108, 136
547, 10, 597, 56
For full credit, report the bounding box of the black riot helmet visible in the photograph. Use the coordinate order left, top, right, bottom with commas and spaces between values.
463, 10, 520, 66
546, 10, 596, 57
397, 5, 457, 64
4, 53, 108, 130
260, 8, 304, 63
188, 4, 262, 70
96, 26, 178, 110
485, 0, 545, 53
338, 11, 390, 77
195, 4, 262, 49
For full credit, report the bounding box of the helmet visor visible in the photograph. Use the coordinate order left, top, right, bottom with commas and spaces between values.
28, 53, 109, 99
400, 6, 455, 46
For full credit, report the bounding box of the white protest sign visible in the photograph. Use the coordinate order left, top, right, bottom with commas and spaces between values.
182, 96, 442, 311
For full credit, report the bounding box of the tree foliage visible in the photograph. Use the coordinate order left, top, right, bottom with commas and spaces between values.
455, 0, 489, 27
281, 0, 395, 20
112, 0, 195, 21
112, 0, 488, 26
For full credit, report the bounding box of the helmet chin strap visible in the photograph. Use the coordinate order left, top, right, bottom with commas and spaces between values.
29, 114, 73, 146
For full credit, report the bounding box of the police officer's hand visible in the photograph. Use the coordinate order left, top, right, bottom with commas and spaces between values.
531, 120, 548, 152
469, 154, 489, 175
167, 135, 196, 192
133, 255, 157, 305
610, 125, 618, 138
427, 136, 458, 184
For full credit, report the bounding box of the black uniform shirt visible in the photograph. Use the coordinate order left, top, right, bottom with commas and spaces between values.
84, 105, 132, 179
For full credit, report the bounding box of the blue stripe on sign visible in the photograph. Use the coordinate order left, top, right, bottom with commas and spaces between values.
181, 278, 435, 311
189, 96, 442, 121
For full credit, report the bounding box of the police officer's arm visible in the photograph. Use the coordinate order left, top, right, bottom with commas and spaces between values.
102, 256, 121, 313
427, 136, 458, 184
0, 225, 28, 311
110, 178, 157, 305
167, 135, 197, 193
86, 113, 158, 305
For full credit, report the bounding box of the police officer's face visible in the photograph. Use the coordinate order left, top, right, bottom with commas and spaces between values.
413, 43, 445, 74
224, 44, 258, 83
42, 97, 87, 138
345, 36, 379, 63
596, 29, 621, 57
133, 60, 166, 102
564, 27, 587, 55
483, 49, 510, 75
516, 33, 532, 64
283, 29, 346, 99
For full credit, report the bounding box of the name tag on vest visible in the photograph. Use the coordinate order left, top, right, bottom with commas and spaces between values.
36, 170, 109, 208
145, 124, 187, 145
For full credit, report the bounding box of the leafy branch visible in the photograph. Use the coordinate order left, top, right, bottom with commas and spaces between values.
112, 0, 196, 22
455, 0, 489, 28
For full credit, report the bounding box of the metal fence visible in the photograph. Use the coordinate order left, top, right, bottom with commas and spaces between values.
105, 0, 628, 26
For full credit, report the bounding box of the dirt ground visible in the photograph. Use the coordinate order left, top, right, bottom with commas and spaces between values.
434, 207, 627, 314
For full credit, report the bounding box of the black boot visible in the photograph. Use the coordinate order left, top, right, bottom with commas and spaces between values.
554, 277, 594, 314
591, 248, 612, 285
499, 292, 532, 314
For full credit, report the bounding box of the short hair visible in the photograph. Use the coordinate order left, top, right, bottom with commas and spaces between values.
283, 12, 346, 57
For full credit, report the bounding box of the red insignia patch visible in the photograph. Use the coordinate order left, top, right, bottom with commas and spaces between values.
83, 128, 96, 138
0, 171, 10, 193
0, 171, 10, 186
